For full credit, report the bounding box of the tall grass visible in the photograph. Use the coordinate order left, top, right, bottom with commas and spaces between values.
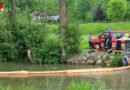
79, 22, 130, 35
66, 80, 107, 90
0, 83, 36, 90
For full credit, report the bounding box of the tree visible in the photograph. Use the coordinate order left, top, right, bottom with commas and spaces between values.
8, 0, 16, 25
76, 0, 91, 21
93, 4, 105, 21
125, 1, 130, 20
59, 0, 68, 61
107, 0, 127, 21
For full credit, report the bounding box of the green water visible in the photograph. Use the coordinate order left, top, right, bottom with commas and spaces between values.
0, 62, 130, 90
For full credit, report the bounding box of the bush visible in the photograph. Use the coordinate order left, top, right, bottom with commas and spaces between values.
65, 24, 81, 55
110, 54, 124, 66
107, 0, 127, 21
43, 33, 61, 64
0, 13, 82, 64
26, 24, 61, 64
0, 14, 62, 64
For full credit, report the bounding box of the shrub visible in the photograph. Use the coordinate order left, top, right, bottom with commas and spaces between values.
110, 54, 124, 66
27, 25, 61, 64
0, 14, 62, 64
43, 33, 61, 64
65, 24, 81, 55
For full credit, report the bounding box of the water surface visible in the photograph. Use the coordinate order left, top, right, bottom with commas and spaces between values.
0, 62, 130, 90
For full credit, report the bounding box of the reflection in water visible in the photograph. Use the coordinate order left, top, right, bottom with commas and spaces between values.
0, 62, 130, 90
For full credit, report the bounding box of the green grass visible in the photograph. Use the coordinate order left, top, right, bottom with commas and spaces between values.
66, 80, 107, 90
79, 22, 130, 49
47, 22, 130, 50
0, 83, 36, 90
79, 22, 130, 35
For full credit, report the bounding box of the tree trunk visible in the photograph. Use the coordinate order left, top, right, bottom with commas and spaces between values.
59, 0, 68, 61
8, 0, 15, 25
7, 0, 15, 60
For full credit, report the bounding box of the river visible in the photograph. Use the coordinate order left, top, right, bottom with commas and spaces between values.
0, 62, 130, 90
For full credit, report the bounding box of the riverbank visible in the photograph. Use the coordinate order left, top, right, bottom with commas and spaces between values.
66, 50, 115, 66
48, 22, 130, 49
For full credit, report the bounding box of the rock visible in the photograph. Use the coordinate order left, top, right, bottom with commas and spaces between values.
96, 59, 102, 65
107, 62, 111, 66
82, 60, 86, 64
87, 60, 95, 65
105, 60, 108, 64
97, 56, 101, 59
110, 56, 114, 60
66, 50, 113, 65
102, 54, 107, 60
104, 60, 111, 65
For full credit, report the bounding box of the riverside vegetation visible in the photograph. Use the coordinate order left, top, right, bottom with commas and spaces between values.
0, 0, 130, 65
0, 13, 129, 65
0, 14, 80, 64
66, 80, 107, 90
0, 80, 107, 90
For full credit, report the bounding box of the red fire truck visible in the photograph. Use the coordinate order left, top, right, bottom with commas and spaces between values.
92, 31, 128, 51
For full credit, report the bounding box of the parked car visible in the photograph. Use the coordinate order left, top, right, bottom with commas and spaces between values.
92, 31, 129, 51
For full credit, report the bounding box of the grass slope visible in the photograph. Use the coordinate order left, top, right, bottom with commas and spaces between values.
79, 22, 130, 49
48, 22, 130, 50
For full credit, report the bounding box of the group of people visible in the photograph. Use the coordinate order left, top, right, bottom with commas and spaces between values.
88, 30, 122, 54
88, 31, 130, 66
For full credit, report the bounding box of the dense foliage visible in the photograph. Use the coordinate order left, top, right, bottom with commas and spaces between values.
0, 12, 80, 64
1, 0, 130, 64
107, 0, 127, 21
65, 24, 80, 55
110, 54, 124, 66
93, 4, 105, 21
1, 0, 130, 22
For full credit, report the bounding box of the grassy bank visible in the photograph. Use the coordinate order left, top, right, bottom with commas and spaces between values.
48, 22, 130, 49
79, 22, 130, 35
79, 22, 130, 49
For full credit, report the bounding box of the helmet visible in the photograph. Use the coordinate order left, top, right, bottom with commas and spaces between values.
126, 33, 129, 38
108, 29, 112, 32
